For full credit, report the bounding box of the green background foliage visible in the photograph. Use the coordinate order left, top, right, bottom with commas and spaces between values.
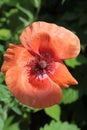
0, 0, 87, 130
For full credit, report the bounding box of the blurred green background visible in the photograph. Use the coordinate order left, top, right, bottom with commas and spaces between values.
0, 0, 87, 130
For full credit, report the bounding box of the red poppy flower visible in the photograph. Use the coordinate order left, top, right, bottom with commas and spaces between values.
1, 21, 80, 108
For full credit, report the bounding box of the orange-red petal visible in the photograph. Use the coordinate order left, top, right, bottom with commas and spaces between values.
1, 43, 34, 74
5, 66, 62, 108
49, 62, 78, 88
20, 21, 80, 60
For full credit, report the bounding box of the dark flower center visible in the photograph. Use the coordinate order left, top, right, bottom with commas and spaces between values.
26, 53, 55, 78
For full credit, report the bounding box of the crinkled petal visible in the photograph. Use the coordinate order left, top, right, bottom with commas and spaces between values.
1, 43, 33, 74
5, 66, 62, 108
49, 62, 78, 88
20, 21, 80, 60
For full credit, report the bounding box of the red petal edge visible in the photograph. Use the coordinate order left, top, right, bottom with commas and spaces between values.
49, 62, 78, 88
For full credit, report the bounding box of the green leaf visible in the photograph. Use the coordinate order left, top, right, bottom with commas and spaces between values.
5, 9, 18, 17
0, 85, 11, 104
0, 105, 7, 121
0, 117, 4, 130
44, 105, 61, 121
3, 116, 20, 130
0, 29, 11, 41
0, 0, 18, 7
10, 104, 22, 115
17, 5, 34, 26
65, 54, 87, 68
40, 120, 80, 130
0, 72, 5, 84
61, 88, 79, 104
0, 85, 23, 115
0, 45, 5, 54
0, 0, 6, 7
33, 0, 41, 8
65, 58, 81, 68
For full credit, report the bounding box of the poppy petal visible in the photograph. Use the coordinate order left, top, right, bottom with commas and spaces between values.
1, 43, 33, 74
49, 62, 78, 88
51, 26, 80, 59
20, 21, 80, 60
5, 66, 62, 108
